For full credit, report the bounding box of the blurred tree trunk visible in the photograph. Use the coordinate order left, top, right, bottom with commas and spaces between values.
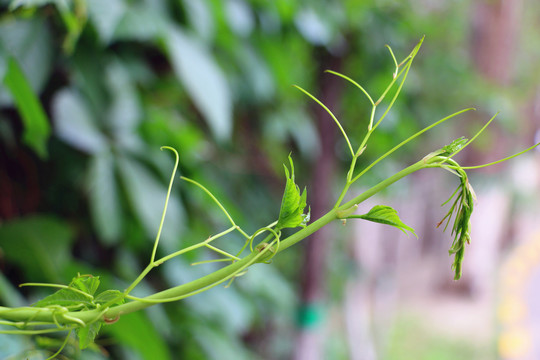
293, 50, 343, 360
471, 0, 522, 84
468, 0, 523, 165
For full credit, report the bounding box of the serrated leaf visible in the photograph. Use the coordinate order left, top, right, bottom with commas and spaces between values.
357, 205, 417, 237
32, 288, 93, 308
32, 275, 99, 308
77, 321, 102, 349
95, 290, 125, 306
276, 156, 310, 230
71, 275, 100, 296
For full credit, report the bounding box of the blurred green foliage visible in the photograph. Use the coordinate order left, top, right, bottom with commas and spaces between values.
0, 0, 530, 358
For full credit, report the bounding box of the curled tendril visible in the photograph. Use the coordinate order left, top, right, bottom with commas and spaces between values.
249, 227, 281, 253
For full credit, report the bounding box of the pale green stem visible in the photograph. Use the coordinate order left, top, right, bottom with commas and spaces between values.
334, 108, 473, 209
124, 226, 237, 295
448, 112, 498, 160
0, 155, 440, 326
374, 61, 409, 106
294, 84, 355, 158
235, 220, 278, 256
386, 44, 399, 78
443, 142, 540, 170
155, 226, 237, 266
351, 108, 475, 184
122, 238, 280, 304
46, 329, 72, 360
0, 326, 75, 335
150, 146, 179, 263
0, 320, 53, 327
235, 226, 251, 240
329, 41, 422, 209
335, 49, 416, 209
325, 70, 374, 106
181, 176, 239, 228
191, 258, 234, 266
372, 62, 412, 130
249, 227, 279, 252
19, 283, 94, 300
204, 244, 241, 261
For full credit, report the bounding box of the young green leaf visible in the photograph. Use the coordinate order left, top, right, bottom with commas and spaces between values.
32, 275, 100, 308
95, 290, 125, 306
77, 321, 102, 349
3, 57, 51, 158
71, 275, 100, 296
276, 156, 310, 230
32, 288, 93, 308
352, 205, 417, 237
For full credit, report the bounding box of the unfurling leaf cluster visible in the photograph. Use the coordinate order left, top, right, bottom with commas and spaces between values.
439, 136, 468, 157
437, 165, 476, 280
276, 156, 311, 230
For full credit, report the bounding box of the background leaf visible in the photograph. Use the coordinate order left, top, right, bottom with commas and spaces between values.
104, 60, 143, 152
165, 26, 232, 141
87, 0, 127, 44
112, 4, 166, 41
9, 0, 64, 10
0, 216, 74, 282
0, 272, 25, 307
87, 152, 122, 245
52, 88, 108, 154
117, 155, 184, 252
104, 312, 171, 360
0, 17, 53, 105
3, 57, 50, 158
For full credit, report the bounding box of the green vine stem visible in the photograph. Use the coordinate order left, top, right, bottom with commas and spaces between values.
2, 37, 539, 352
0, 154, 444, 326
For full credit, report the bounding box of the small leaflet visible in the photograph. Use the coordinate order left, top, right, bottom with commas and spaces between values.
276, 156, 310, 230
357, 205, 417, 237
32, 275, 100, 308
77, 321, 102, 349
94, 290, 125, 306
